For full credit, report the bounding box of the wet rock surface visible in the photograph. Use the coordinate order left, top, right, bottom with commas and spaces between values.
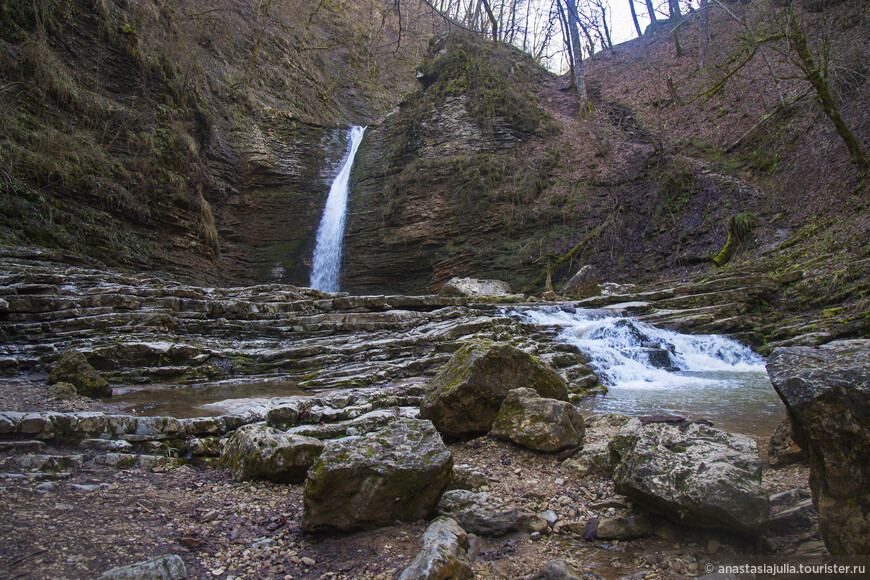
768, 340, 870, 555
610, 418, 769, 536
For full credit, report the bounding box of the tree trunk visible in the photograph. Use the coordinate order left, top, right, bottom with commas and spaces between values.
565, 0, 589, 108
789, 12, 868, 175
555, 0, 575, 90
645, 0, 657, 25
668, 0, 681, 19
699, 0, 709, 72
480, 0, 498, 44
628, 0, 643, 38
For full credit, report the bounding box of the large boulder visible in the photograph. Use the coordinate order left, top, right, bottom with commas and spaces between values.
302, 418, 452, 532
437, 489, 519, 536
398, 516, 473, 580
220, 423, 323, 483
609, 418, 768, 536
767, 340, 870, 555
438, 277, 512, 298
419, 341, 567, 438
490, 388, 585, 453
48, 350, 111, 398
562, 265, 600, 298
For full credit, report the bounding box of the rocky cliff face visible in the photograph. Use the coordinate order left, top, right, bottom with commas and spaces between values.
212, 118, 348, 285
342, 34, 770, 295
0, 0, 429, 285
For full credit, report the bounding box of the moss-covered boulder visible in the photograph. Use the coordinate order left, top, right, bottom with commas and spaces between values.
48, 381, 78, 401
419, 341, 567, 438
48, 349, 110, 398
490, 388, 584, 453
302, 418, 452, 532
610, 418, 768, 536
220, 423, 323, 483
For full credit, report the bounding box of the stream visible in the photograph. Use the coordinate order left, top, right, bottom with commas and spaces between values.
512, 306, 785, 442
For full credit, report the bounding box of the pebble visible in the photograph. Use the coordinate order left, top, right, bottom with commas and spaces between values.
555, 478, 565, 485
35, 482, 55, 492
301, 556, 316, 566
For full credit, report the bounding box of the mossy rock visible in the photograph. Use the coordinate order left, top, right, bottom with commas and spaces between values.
48, 349, 111, 398
302, 418, 452, 532
419, 341, 567, 438
220, 423, 323, 484
489, 388, 585, 453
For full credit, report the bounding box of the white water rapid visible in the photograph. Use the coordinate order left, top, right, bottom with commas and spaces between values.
310, 125, 366, 293
513, 307, 783, 436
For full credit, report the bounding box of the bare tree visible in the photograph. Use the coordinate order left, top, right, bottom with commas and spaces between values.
699, 0, 709, 71
628, 0, 643, 38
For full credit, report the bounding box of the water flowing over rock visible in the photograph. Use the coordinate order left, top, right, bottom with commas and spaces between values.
302, 418, 452, 532
48, 350, 110, 398
767, 340, 870, 555
490, 388, 585, 453
437, 489, 519, 536
610, 418, 768, 536
438, 277, 513, 298
398, 516, 473, 580
220, 423, 323, 483
310, 125, 366, 292
419, 341, 567, 438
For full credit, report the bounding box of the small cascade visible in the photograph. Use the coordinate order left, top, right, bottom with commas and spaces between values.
310, 125, 366, 292
513, 307, 782, 436
517, 307, 764, 388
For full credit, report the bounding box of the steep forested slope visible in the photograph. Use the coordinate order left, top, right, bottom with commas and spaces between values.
0, 0, 432, 281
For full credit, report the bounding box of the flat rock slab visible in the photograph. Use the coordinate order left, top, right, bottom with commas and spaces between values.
302, 418, 452, 532
610, 418, 768, 536
419, 340, 567, 438
767, 340, 870, 555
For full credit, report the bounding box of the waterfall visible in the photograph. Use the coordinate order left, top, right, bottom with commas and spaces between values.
310, 125, 366, 292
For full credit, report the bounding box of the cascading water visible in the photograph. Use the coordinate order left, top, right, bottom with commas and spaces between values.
310, 125, 366, 293
513, 307, 784, 437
